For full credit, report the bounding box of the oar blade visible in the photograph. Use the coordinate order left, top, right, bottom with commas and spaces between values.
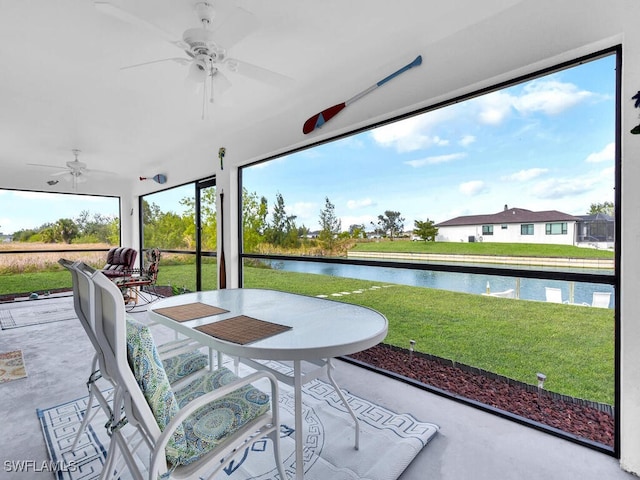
302, 103, 346, 134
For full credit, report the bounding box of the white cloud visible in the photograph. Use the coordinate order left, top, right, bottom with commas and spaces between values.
288, 201, 317, 225
476, 91, 514, 125
515, 79, 593, 116
340, 214, 377, 229
369, 109, 453, 152
404, 153, 466, 167
502, 168, 549, 182
585, 142, 615, 163
459, 135, 476, 146
346, 198, 374, 209
600, 165, 615, 178
474, 78, 593, 126
459, 180, 488, 196
532, 177, 595, 199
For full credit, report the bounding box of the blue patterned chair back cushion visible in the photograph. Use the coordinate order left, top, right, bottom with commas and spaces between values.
126, 318, 270, 467
125, 319, 187, 460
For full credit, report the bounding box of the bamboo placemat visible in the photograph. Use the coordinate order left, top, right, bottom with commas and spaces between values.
195, 315, 292, 345
153, 302, 229, 322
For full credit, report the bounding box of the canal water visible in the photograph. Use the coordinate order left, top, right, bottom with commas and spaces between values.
267, 259, 615, 308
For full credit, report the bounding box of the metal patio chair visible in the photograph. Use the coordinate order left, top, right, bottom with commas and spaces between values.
58, 259, 209, 454
89, 268, 286, 480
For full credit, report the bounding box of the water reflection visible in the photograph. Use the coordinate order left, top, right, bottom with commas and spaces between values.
267, 260, 614, 308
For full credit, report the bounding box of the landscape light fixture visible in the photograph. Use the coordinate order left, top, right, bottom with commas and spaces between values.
537, 372, 547, 389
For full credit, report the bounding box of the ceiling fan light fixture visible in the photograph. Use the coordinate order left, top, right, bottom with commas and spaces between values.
188, 59, 208, 82
183, 28, 216, 55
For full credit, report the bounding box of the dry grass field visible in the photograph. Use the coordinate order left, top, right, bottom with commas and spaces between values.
0, 242, 110, 274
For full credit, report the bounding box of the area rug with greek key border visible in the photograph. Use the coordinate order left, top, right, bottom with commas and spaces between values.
38, 372, 438, 479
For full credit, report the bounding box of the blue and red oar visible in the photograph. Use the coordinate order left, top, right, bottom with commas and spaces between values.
302, 55, 422, 134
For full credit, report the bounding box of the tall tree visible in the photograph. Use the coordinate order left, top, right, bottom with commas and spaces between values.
180, 190, 216, 251
589, 201, 614, 216
318, 197, 341, 249
56, 218, 78, 244
348, 224, 367, 239
265, 193, 298, 247
242, 188, 268, 252
375, 210, 405, 241
413, 219, 439, 242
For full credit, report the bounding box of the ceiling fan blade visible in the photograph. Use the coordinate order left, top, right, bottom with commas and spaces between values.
85, 168, 116, 176
27, 163, 67, 170
226, 58, 293, 89
121, 57, 191, 70
212, 7, 260, 50
94, 1, 187, 51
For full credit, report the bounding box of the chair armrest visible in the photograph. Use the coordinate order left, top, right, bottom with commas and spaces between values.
152, 370, 280, 465
157, 340, 204, 359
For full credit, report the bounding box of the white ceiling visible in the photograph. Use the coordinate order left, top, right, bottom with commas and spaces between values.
0, 0, 627, 197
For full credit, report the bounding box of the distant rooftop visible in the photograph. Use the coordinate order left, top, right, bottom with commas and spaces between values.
436, 206, 581, 227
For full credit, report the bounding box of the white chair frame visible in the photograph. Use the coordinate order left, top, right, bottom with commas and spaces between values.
59, 259, 210, 455
88, 265, 286, 480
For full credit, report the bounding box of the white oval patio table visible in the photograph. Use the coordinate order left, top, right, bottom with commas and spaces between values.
148, 288, 389, 480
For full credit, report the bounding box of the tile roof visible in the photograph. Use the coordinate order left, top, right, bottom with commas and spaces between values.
436, 208, 582, 227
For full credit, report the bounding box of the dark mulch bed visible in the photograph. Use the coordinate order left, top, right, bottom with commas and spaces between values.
347, 343, 614, 447
0, 288, 72, 303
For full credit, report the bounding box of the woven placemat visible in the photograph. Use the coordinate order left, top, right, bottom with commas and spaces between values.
153, 302, 229, 322
195, 315, 292, 345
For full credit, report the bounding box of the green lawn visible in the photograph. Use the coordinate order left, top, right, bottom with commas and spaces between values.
351, 239, 614, 259
1, 259, 614, 405
241, 266, 614, 405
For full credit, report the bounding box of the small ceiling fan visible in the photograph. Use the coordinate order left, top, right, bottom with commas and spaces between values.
28, 149, 111, 190
96, 1, 292, 117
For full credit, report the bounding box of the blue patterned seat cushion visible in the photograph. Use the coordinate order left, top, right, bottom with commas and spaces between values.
125, 319, 270, 467
168, 367, 271, 466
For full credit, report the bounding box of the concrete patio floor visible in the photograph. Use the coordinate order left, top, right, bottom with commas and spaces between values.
0, 296, 634, 480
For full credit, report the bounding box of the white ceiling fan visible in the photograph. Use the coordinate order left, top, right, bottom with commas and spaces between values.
96, 1, 292, 117
28, 149, 111, 190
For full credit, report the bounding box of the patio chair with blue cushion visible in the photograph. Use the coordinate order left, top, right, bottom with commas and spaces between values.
58, 259, 209, 453
89, 266, 286, 480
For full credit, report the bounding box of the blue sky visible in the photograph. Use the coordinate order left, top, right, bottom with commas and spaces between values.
0, 55, 615, 235
243, 54, 616, 232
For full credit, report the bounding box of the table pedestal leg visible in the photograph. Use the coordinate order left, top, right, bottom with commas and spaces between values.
294, 359, 304, 480
326, 358, 360, 449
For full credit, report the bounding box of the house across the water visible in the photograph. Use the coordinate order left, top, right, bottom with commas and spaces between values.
435, 205, 614, 248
